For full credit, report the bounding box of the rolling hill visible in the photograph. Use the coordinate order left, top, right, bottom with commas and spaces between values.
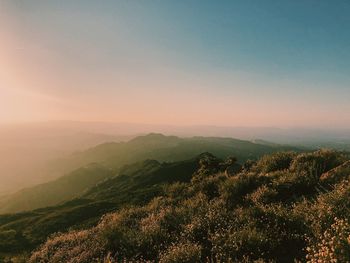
0, 134, 301, 214
50, 133, 301, 175
1, 149, 349, 263
0, 164, 114, 214
0, 156, 202, 255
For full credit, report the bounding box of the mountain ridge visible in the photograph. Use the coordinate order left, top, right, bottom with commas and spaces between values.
0, 134, 302, 214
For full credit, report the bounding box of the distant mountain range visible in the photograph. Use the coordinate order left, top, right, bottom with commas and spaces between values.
1, 121, 349, 195
0, 133, 300, 214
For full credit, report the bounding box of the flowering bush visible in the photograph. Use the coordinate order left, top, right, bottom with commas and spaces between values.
306, 218, 350, 263
29, 229, 103, 263
159, 242, 202, 263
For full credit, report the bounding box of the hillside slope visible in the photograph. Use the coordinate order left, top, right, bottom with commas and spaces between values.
0, 164, 114, 214
26, 150, 350, 263
0, 156, 203, 255
0, 134, 300, 214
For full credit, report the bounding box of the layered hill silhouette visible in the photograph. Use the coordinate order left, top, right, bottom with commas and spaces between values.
0, 164, 114, 214
51, 133, 302, 173
0, 134, 299, 214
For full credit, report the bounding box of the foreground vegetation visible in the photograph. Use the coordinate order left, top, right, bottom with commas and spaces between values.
17, 149, 350, 262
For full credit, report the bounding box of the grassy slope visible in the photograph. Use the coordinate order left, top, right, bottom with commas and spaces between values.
0, 164, 115, 214
28, 150, 350, 263
0, 157, 200, 254
0, 134, 300, 214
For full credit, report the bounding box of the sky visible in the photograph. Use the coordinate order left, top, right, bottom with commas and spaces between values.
1, 0, 350, 128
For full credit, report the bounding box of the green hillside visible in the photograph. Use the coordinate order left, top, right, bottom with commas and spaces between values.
0, 156, 202, 256
0, 134, 300, 214
2, 149, 350, 262
0, 164, 114, 214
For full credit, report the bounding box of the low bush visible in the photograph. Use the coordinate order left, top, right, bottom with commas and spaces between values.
255, 152, 297, 173
306, 218, 350, 263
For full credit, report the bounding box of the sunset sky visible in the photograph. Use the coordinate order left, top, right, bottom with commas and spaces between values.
1, 1, 350, 127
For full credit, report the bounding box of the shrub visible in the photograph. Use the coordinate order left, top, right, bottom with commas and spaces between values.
194, 153, 222, 179
29, 229, 102, 263
220, 173, 264, 208
290, 150, 346, 179
163, 182, 191, 200
255, 152, 296, 173
159, 242, 202, 263
242, 159, 257, 172
306, 218, 350, 263
271, 171, 319, 202
210, 223, 272, 262
192, 174, 226, 200
293, 180, 350, 237
98, 207, 165, 260
247, 185, 278, 205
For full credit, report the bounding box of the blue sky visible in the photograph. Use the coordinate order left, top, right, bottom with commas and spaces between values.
1, 0, 349, 127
